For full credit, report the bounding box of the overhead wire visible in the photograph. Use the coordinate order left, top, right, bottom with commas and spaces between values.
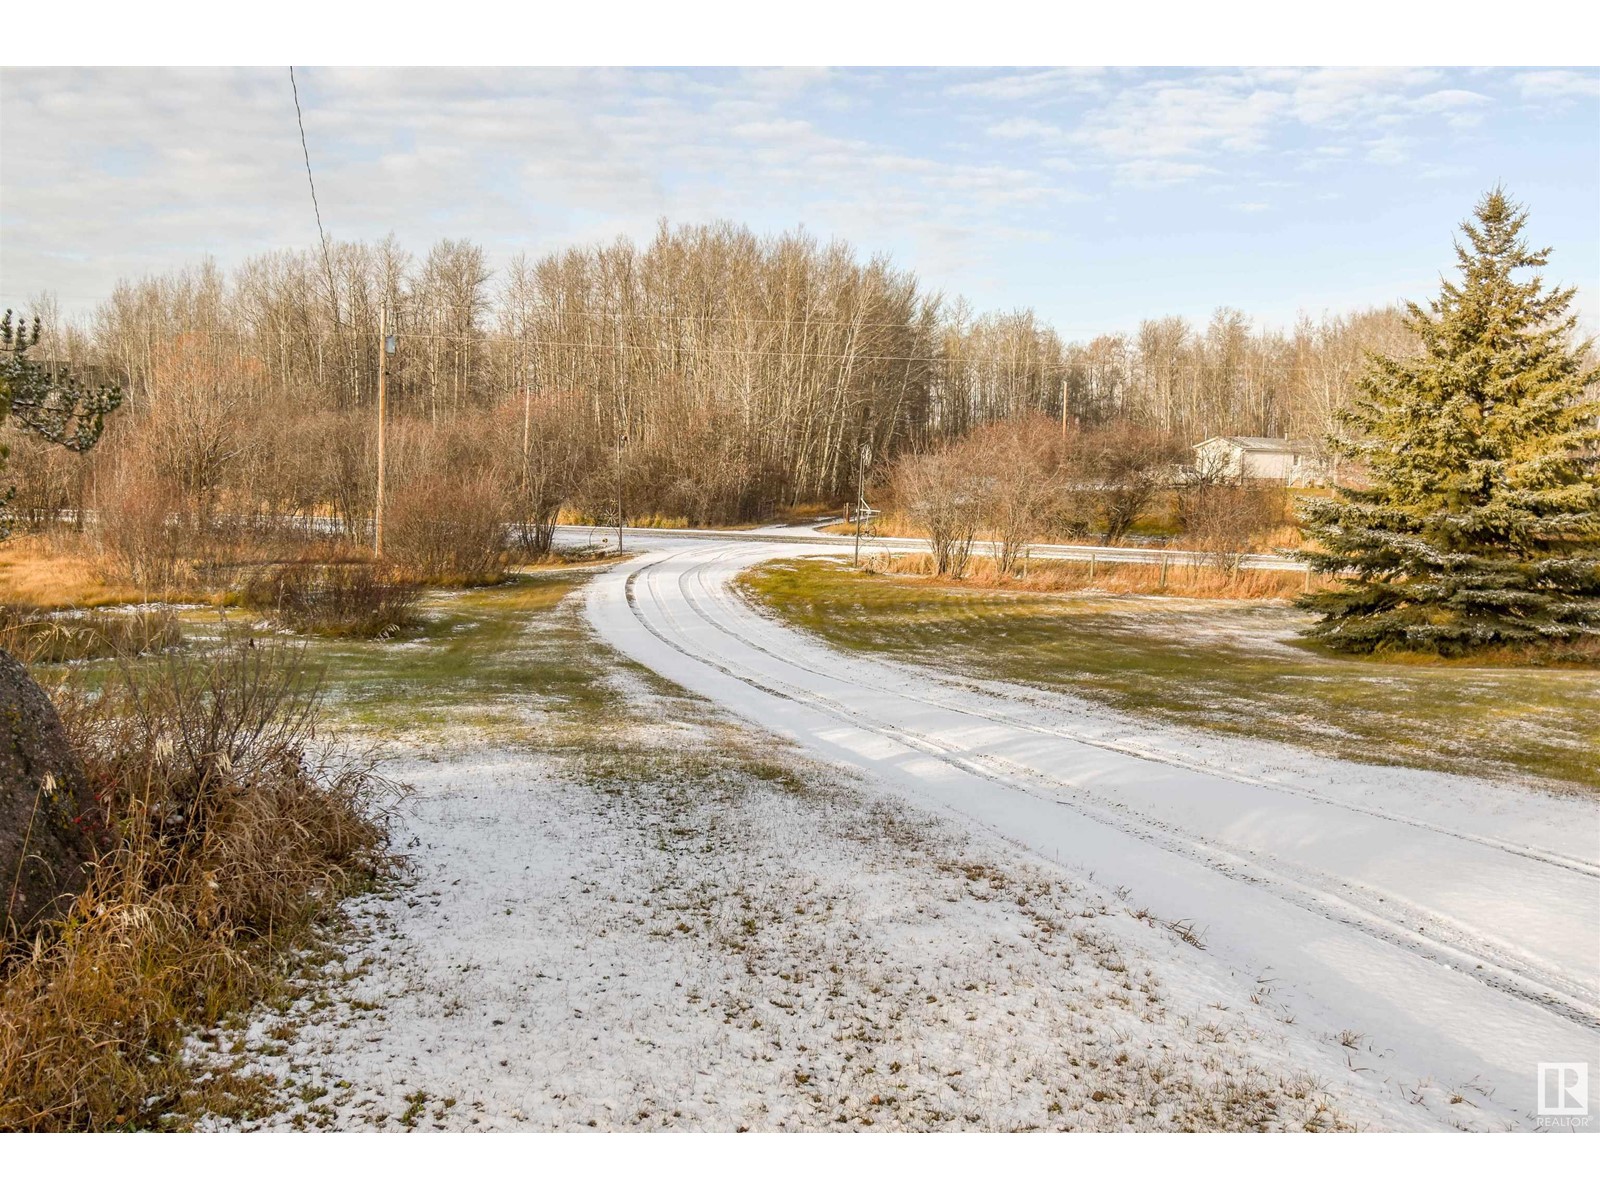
289, 66, 345, 332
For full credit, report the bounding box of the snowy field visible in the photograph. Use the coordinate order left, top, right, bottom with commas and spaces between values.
585, 537, 1599, 1131
191, 536, 1597, 1131
198, 739, 1364, 1131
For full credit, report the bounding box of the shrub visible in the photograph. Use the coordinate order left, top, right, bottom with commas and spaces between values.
384, 473, 510, 585
0, 637, 393, 1130
243, 560, 422, 639
893, 444, 985, 578
1177, 482, 1289, 578
1072, 422, 1183, 545
2, 435, 86, 533
965, 415, 1068, 575
96, 465, 190, 592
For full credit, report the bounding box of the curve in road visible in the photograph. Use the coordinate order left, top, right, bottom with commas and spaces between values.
585, 538, 1600, 1131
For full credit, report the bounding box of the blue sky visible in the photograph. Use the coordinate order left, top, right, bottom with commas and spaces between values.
2, 66, 1597, 337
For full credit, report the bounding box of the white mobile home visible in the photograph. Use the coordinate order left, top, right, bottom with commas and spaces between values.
1191, 436, 1325, 485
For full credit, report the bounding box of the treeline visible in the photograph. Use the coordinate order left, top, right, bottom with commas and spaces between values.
13, 221, 1418, 535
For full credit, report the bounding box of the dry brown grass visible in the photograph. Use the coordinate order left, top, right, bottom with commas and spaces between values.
0, 534, 144, 610
828, 515, 1304, 553
1361, 635, 1600, 669
0, 605, 183, 664
865, 551, 1308, 601
819, 511, 921, 539
507, 545, 632, 573
0, 638, 393, 1130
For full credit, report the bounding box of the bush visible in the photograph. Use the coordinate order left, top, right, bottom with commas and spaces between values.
1177, 482, 1289, 577
964, 415, 1068, 575
0, 637, 393, 1130
385, 473, 510, 585
96, 465, 190, 591
2, 435, 86, 533
1073, 422, 1183, 545
893, 444, 985, 578
243, 560, 422, 639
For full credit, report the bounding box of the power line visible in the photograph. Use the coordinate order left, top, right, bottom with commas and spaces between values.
26, 286, 1156, 339
289, 67, 341, 322
122, 327, 1083, 372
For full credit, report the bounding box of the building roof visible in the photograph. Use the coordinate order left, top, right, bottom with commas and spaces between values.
1193, 435, 1318, 454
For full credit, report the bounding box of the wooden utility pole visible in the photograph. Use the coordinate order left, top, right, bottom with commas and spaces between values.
521, 369, 532, 494
853, 442, 871, 567
375, 300, 390, 557
615, 413, 625, 553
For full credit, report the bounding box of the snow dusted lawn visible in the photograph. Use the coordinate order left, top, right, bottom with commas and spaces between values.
741, 555, 1600, 792
201, 735, 1351, 1131
186, 573, 1402, 1132
587, 543, 1600, 1131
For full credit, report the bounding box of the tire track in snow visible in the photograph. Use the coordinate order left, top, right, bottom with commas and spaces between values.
706, 552, 1599, 879
618, 547, 1598, 1033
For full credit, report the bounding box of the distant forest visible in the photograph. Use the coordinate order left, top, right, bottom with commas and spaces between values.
16, 221, 1418, 527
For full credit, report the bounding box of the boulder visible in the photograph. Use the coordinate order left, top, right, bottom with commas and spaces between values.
1, 650, 93, 946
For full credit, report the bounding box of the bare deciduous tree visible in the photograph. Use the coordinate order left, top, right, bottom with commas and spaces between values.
1074, 422, 1181, 545
894, 443, 985, 578
27, 220, 1461, 551
490, 391, 597, 558
964, 414, 1065, 575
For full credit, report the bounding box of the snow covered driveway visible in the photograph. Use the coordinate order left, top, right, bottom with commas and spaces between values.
588, 539, 1600, 1131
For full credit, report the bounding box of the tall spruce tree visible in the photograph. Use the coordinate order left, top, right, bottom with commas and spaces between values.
1297, 189, 1600, 657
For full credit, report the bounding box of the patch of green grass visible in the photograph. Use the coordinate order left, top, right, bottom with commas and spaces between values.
179, 570, 626, 739
740, 558, 1600, 793
33, 567, 645, 747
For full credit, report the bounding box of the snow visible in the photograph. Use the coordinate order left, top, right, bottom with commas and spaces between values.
189, 536, 1597, 1132
582, 539, 1600, 1132
192, 738, 1367, 1131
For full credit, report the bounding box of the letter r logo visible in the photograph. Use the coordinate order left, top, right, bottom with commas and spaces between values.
1537, 1063, 1589, 1116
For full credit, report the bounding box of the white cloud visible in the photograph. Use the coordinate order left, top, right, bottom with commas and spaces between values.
986, 118, 1063, 141
948, 68, 1108, 102
1051, 67, 1516, 188
1073, 79, 1287, 162
1114, 160, 1220, 188
1413, 88, 1491, 112
1364, 134, 1411, 165
1411, 88, 1492, 128
2, 66, 1591, 328
1514, 69, 1600, 99
1282, 66, 1441, 126
1, 67, 1091, 313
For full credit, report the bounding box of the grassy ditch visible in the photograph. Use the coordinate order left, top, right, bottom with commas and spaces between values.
740, 557, 1600, 792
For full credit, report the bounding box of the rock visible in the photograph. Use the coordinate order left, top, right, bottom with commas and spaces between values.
1, 649, 94, 946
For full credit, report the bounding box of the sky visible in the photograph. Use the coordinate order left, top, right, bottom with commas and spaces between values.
2, 65, 1597, 339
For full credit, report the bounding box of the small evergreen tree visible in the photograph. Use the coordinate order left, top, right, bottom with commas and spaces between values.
0, 308, 123, 537
1297, 189, 1600, 657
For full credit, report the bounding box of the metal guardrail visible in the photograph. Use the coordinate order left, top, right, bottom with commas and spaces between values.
40, 512, 1308, 577
553, 524, 1308, 575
